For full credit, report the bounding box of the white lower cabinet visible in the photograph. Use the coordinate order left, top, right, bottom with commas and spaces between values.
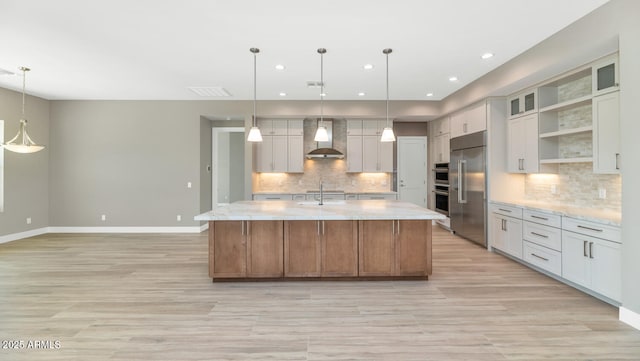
489, 202, 621, 304
490, 205, 523, 259
562, 229, 621, 302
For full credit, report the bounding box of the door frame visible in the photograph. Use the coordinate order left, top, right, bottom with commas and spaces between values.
212, 127, 245, 207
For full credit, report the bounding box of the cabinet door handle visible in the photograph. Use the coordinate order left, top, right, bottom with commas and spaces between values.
589, 242, 594, 259
531, 253, 549, 262
463, 123, 467, 133
241, 221, 245, 235
392, 220, 395, 235
397, 220, 400, 235
583, 240, 588, 257
317, 221, 320, 236
530, 232, 549, 239
531, 215, 548, 221
577, 225, 603, 233
322, 220, 325, 235
246, 221, 250, 236
615, 153, 620, 170
503, 219, 508, 231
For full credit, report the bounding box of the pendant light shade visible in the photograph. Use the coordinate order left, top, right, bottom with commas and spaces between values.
247, 48, 263, 142
314, 48, 329, 142
380, 48, 396, 142
2, 67, 45, 153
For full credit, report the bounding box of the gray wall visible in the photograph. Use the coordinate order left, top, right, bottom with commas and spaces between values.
617, 0, 640, 318
0, 87, 49, 236
199, 116, 211, 216
229, 132, 245, 203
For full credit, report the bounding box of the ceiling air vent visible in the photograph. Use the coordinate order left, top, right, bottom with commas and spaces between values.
187, 86, 232, 97
306, 81, 324, 88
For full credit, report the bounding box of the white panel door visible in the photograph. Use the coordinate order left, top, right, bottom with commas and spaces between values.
397, 137, 427, 207
561, 231, 591, 289
590, 238, 621, 301
593, 91, 620, 174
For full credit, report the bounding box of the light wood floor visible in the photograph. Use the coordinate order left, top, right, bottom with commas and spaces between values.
1, 227, 639, 360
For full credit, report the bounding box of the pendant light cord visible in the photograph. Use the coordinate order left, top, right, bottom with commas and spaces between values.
253, 50, 257, 127
21, 67, 29, 120
320, 50, 324, 125
385, 51, 390, 127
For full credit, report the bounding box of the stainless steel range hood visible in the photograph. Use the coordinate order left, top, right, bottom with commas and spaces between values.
306, 119, 344, 159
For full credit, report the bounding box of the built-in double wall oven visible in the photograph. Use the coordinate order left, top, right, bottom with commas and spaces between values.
433, 162, 449, 216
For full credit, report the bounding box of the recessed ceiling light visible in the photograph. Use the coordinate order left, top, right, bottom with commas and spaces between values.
481, 53, 494, 59
363, 64, 374, 70
426, 93, 434, 97
358, 92, 366, 97
279, 92, 287, 97
275, 64, 286, 70
449, 76, 458, 82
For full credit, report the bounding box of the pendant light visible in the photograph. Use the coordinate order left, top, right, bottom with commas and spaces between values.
247, 48, 263, 142
2, 67, 45, 153
314, 48, 329, 142
380, 48, 396, 142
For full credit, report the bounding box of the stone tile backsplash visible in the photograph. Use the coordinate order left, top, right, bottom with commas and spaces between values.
525, 163, 621, 212
253, 118, 393, 193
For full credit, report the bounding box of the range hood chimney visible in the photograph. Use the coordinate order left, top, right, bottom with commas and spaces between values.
306, 119, 344, 159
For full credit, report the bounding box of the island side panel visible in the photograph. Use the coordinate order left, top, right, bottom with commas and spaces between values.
210, 221, 247, 278
321, 220, 359, 277
395, 220, 431, 277
246, 221, 284, 278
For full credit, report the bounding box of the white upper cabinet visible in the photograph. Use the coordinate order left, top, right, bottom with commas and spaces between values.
593, 91, 620, 174
362, 120, 388, 136
507, 113, 539, 173
431, 117, 450, 136
254, 119, 304, 173
347, 119, 363, 136
347, 120, 393, 173
592, 54, 619, 96
508, 88, 537, 119
450, 102, 486, 139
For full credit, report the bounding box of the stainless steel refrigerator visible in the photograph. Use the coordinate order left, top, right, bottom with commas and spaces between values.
449, 131, 487, 247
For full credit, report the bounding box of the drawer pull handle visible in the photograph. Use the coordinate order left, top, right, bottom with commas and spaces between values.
498, 208, 512, 213
531, 215, 548, 221
530, 232, 549, 239
577, 225, 603, 233
531, 253, 549, 262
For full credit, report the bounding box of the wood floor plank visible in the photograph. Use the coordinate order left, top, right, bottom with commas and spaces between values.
0, 227, 639, 360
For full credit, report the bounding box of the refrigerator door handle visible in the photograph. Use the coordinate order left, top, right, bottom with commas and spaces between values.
458, 160, 467, 204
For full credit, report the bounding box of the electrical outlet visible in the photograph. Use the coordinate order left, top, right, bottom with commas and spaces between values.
598, 188, 607, 199
101, 214, 106, 221
177, 215, 182, 222
187, 182, 192, 188
26, 217, 32, 225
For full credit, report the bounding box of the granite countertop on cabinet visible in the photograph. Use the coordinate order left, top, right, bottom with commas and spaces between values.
195, 200, 444, 221
491, 200, 621, 227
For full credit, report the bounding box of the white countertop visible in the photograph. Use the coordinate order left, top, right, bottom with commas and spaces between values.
491, 200, 621, 227
195, 200, 445, 221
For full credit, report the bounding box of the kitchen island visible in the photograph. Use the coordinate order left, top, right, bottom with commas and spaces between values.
195, 200, 445, 281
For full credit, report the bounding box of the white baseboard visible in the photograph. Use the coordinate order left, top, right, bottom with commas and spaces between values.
620, 307, 640, 331
47, 226, 204, 233
0, 227, 49, 244
1, 226, 207, 243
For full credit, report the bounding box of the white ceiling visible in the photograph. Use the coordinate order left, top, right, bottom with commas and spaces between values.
0, 0, 609, 101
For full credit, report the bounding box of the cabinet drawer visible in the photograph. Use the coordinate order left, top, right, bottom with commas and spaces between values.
523, 221, 561, 251
490, 204, 522, 218
523, 209, 561, 228
523, 241, 562, 276
292, 194, 306, 201
562, 217, 620, 243
345, 194, 358, 200
358, 194, 397, 200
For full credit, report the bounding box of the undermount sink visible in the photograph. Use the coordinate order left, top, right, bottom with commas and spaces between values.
297, 200, 347, 206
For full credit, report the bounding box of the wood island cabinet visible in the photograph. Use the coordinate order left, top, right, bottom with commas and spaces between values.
209, 220, 283, 278
284, 220, 358, 277
358, 220, 431, 277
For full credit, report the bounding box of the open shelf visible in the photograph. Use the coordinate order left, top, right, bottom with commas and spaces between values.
539, 157, 593, 164
539, 126, 593, 139
538, 94, 592, 113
